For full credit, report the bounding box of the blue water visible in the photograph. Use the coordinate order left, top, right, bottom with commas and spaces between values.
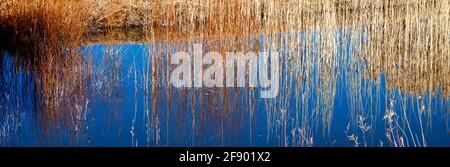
0, 31, 449, 147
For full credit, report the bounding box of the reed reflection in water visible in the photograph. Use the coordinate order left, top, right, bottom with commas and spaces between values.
1, 27, 448, 146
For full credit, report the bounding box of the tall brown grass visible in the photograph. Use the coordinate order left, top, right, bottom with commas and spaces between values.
0, 0, 92, 145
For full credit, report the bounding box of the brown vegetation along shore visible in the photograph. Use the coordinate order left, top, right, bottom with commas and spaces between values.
85, 0, 450, 43
1, 0, 448, 41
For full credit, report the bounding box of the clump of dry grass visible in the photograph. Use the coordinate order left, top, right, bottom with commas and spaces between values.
0, 0, 89, 54
0, 0, 92, 144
